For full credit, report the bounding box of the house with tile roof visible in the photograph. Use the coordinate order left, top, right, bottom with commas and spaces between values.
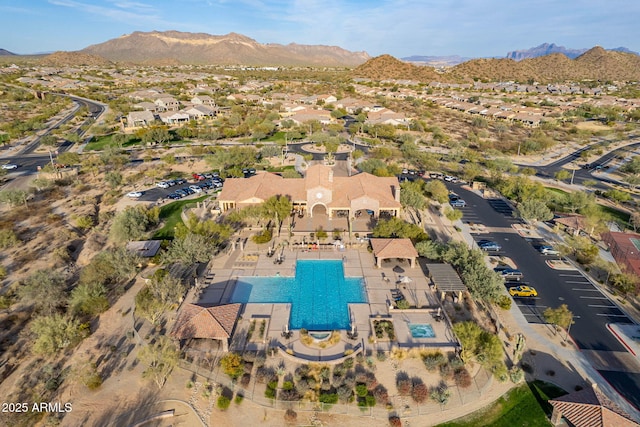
602, 231, 640, 278
217, 164, 402, 221
549, 384, 639, 427
170, 303, 241, 352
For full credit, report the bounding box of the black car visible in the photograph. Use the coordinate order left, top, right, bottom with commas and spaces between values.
175, 189, 188, 197
167, 193, 181, 200
175, 178, 187, 185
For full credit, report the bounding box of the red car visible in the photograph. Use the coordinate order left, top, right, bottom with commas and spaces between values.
192, 173, 206, 181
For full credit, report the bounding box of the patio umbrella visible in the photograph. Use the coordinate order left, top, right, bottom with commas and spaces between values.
399, 276, 413, 284
393, 265, 405, 274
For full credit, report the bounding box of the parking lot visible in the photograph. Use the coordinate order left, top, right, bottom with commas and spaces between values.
446, 182, 632, 352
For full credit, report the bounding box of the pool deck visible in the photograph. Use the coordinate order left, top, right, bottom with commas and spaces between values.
198, 245, 458, 360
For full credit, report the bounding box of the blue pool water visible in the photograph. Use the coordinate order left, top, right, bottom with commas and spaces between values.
408, 323, 436, 338
231, 260, 367, 330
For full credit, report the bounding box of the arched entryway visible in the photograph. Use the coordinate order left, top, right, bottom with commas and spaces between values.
311, 203, 327, 218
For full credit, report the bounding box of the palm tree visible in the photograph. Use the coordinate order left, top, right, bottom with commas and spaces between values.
262, 195, 292, 237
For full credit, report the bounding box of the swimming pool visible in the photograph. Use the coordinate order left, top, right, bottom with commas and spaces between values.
231, 260, 367, 331
408, 323, 436, 338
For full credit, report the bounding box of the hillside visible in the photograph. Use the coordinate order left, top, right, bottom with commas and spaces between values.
40, 51, 113, 67
0, 49, 16, 56
506, 42, 639, 61
80, 30, 370, 67
451, 47, 640, 82
351, 54, 445, 82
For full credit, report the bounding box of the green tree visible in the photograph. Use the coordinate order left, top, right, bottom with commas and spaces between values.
163, 232, 216, 265
610, 272, 638, 295
400, 180, 426, 215
0, 229, 19, 249
372, 217, 428, 241
135, 286, 166, 325
415, 240, 444, 260
142, 126, 172, 146
79, 247, 139, 287
220, 352, 244, 380
424, 180, 449, 203
138, 335, 180, 388
148, 269, 188, 307
19, 270, 67, 315
518, 199, 553, 223
262, 195, 293, 237
110, 206, 151, 242
105, 171, 123, 189
0, 189, 28, 207
30, 314, 89, 355
543, 304, 574, 335
444, 206, 463, 222
69, 283, 109, 317
563, 191, 593, 214
57, 151, 80, 165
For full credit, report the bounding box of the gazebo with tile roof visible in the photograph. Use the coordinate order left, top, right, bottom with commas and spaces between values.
170, 303, 241, 352
549, 384, 640, 427
370, 238, 418, 268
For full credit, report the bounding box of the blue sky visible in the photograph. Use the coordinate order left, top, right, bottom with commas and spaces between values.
1, 0, 639, 58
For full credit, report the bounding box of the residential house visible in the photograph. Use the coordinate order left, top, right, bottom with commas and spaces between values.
191, 95, 216, 107
158, 111, 190, 125
154, 97, 180, 112
183, 104, 217, 120
127, 110, 156, 128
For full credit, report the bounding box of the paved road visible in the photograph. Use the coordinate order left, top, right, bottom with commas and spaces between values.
445, 181, 640, 409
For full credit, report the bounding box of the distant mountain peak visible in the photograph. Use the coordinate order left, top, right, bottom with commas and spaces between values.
0, 48, 16, 56
506, 43, 638, 61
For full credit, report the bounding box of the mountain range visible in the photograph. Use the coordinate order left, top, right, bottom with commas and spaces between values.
355, 47, 640, 83
0, 48, 16, 56
505, 43, 638, 61
79, 31, 369, 67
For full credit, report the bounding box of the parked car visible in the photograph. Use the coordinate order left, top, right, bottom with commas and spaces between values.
167, 193, 182, 200
536, 245, 560, 256
192, 173, 206, 181
499, 268, 523, 281
127, 191, 143, 199
450, 199, 467, 208
203, 172, 213, 179
166, 179, 177, 187
175, 189, 188, 197
478, 240, 502, 251
189, 184, 203, 193
509, 285, 538, 297
2, 164, 18, 170
174, 178, 187, 185
156, 181, 170, 189
448, 193, 460, 201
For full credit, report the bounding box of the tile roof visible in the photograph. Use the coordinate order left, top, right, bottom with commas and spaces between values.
550, 385, 639, 427
170, 303, 241, 340
370, 238, 419, 260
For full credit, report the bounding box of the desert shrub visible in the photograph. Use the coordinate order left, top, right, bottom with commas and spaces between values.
496, 294, 512, 310
337, 385, 353, 403
396, 299, 410, 309
430, 385, 451, 405
0, 229, 19, 249
297, 377, 311, 394
389, 415, 402, 427
216, 395, 230, 411
284, 409, 297, 423
220, 353, 244, 380
343, 372, 356, 389
440, 362, 454, 381
343, 357, 354, 369
356, 384, 368, 397
509, 366, 524, 383
356, 352, 366, 364
332, 363, 346, 378
242, 351, 256, 363
454, 368, 473, 388
396, 378, 412, 396
319, 366, 331, 380
320, 379, 331, 391
376, 351, 387, 361
240, 373, 251, 387
234, 394, 244, 404
318, 392, 338, 405
411, 382, 428, 403
373, 385, 389, 405
252, 228, 272, 244
423, 352, 446, 371
243, 361, 254, 374
256, 366, 271, 383
280, 388, 299, 401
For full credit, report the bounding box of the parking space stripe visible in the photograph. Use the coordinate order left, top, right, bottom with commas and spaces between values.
579, 296, 607, 299
572, 288, 601, 291
565, 281, 593, 284
588, 304, 617, 308
559, 274, 585, 277
597, 314, 628, 317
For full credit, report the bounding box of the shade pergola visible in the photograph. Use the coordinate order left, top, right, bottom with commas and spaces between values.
170, 303, 241, 352
425, 263, 467, 301
370, 238, 419, 268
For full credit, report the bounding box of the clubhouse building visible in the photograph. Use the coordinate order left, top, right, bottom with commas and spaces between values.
217, 164, 402, 219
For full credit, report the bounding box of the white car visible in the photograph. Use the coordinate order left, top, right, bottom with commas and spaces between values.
127, 191, 143, 199
156, 181, 170, 189
188, 185, 203, 193
1, 164, 18, 170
